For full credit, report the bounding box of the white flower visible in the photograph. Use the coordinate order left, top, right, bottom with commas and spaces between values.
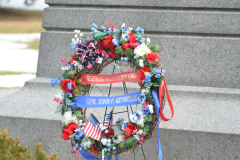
129, 27, 133, 31
81, 127, 84, 130
136, 112, 145, 127
100, 124, 107, 131
101, 138, 108, 145
72, 38, 75, 42
139, 59, 144, 67
73, 61, 80, 67
80, 33, 83, 36
79, 120, 83, 123
76, 38, 79, 42
130, 114, 137, 123
78, 64, 83, 70
133, 135, 140, 141
134, 43, 151, 58
141, 88, 150, 94
62, 111, 72, 124
105, 130, 109, 134
86, 140, 92, 147
75, 34, 78, 38
148, 104, 154, 113
113, 133, 124, 144
121, 23, 126, 28
107, 139, 111, 143
136, 130, 143, 135
74, 30, 78, 33
147, 38, 150, 43
62, 111, 78, 124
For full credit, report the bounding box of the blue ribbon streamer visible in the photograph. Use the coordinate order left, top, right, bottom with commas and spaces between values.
152, 90, 163, 160
69, 91, 141, 108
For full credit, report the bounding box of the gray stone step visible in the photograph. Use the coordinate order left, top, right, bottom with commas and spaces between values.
45, 0, 240, 9
37, 31, 240, 88
42, 8, 240, 35
0, 78, 239, 159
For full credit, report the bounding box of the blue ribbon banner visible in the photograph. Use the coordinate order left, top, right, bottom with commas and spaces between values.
152, 90, 163, 160
69, 91, 141, 108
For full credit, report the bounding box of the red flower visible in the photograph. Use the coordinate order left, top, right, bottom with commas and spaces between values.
71, 53, 77, 61
92, 144, 99, 153
121, 42, 139, 50
138, 66, 151, 86
61, 122, 78, 140
102, 129, 114, 137
124, 124, 135, 139
61, 79, 77, 94
97, 35, 117, 58
128, 33, 137, 43
145, 52, 161, 64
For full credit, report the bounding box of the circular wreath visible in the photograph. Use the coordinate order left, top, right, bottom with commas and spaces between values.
51, 23, 167, 158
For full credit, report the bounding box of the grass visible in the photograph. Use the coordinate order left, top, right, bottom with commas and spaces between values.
18, 38, 40, 50
0, 8, 44, 33
0, 71, 36, 75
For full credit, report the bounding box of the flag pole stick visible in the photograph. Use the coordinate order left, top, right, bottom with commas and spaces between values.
89, 110, 92, 114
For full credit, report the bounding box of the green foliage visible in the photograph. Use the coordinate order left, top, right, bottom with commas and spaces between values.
89, 138, 96, 145
143, 124, 150, 135
69, 133, 75, 139
113, 29, 121, 39
76, 78, 83, 84
78, 85, 88, 92
0, 129, 60, 160
67, 70, 75, 79
135, 57, 143, 68
112, 126, 125, 137
125, 136, 136, 150
72, 110, 82, 117
95, 140, 103, 150
74, 88, 80, 95
54, 104, 64, 113
149, 44, 160, 53
115, 46, 124, 55
89, 31, 106, 41
74, 54, 79, 61
124, 48, 134, 58
146, 113, 153, 122
63, 70, 68, 79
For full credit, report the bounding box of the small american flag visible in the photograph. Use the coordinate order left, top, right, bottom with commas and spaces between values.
104, 110, 113, 128
83, 114, 102, 141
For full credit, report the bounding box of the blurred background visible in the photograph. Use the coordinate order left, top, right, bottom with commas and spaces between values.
0, 0, 48, 96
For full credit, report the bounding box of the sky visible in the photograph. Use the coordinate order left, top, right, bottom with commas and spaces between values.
1, 0, 48, 11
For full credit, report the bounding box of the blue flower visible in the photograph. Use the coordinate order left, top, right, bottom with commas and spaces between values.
138, 94, 146, 103
145, 74, 152, 83
71, 43, 76, 50
155, 74, 161, 78
106, 143, 111, 147
92, 23, 97, 28
112, 146, 116, 150
78, 143, 83, 151
135, 27, 141, 32
91, 27, 98, 33
112, 39, 119, 46
122, 29, 128, 33
60, 98, 65, 102
101, 26, 106, 30
140, 29, 144, 34
94, 34, 98, 37
66, 93, 72, 97
67, 63, 72, 70
144, 83, 149, 87
135, 112, 141, 120
116, 118, 124, 124
67, 83, 73, 90
50, 78, 59, 87
75, 130, 85, 139
59, 78, 63, 82
121, 124, 127, 131
139, 37, 145, 43
142, 108, 149, 116
121, 57, 129, 61
153, 67, 159, 74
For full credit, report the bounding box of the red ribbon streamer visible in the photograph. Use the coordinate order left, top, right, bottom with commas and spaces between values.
79, 70, 139, 85
78, 151, 80, 160
159, 76, 174, 121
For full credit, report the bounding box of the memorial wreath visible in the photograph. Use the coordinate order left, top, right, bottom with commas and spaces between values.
51, 23, 174, 160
